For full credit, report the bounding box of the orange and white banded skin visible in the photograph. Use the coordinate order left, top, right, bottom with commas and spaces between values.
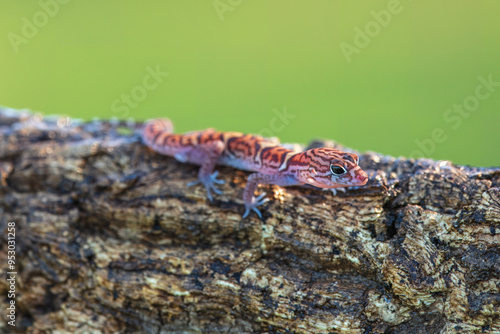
142, 118, 368, 218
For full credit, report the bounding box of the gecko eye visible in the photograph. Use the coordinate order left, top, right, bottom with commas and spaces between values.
330, 165, 346, 175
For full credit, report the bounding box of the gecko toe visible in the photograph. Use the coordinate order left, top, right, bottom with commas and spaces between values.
257, 197, 269, 206
252, 207, 263, 219
187, 180, 200, 187
205, 183, 223, 201
243, 205, 263, 219
210, 171, 225, 184
211, 185, 222, 195
255, 194, 269, 207
205, 189, 214, 201
242, 208, 250, 218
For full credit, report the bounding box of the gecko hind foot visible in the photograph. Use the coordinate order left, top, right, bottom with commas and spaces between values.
188, 171, 225, 201
243, 192, 269, 219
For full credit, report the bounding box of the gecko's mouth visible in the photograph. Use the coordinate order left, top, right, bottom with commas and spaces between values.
354, 172, 368, 185
330, 170, 368, 186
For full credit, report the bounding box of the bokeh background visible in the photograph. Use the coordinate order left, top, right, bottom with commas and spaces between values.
1, 1, 499, 166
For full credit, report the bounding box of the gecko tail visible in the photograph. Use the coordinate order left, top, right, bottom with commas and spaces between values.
144, 118, 174, 134
141, 118, 174, 145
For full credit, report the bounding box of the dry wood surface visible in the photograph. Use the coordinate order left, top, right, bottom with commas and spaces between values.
0, 109, 499, 333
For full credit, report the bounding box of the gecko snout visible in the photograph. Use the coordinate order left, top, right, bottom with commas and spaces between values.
355, 171, 368, 185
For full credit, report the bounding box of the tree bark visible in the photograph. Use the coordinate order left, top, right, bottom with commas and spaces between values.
0, 108, 499, 334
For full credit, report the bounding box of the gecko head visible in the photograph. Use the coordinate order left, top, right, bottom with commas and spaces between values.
296, 148, 368, 188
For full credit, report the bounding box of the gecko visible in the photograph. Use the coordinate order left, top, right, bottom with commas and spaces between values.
141, 118, 369, 218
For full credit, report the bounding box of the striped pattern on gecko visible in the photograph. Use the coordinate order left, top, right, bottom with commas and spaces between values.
142, 118, 368, 218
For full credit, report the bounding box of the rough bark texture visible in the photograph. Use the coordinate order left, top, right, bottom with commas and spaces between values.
0, 108, 499, 334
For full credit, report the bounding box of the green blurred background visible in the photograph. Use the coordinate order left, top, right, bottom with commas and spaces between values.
1, 1, 499, 166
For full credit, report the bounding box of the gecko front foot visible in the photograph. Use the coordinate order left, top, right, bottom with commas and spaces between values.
327, 187, 347, 196
243, 192, 269, 219
188, 171, 225, 201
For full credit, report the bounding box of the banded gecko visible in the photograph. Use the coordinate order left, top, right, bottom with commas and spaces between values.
142, 119, 368, 218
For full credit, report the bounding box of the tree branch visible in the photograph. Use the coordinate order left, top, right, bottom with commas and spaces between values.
0, 109, 499, 333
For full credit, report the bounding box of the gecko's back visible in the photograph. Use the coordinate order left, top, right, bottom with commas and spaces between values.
218, 131, 296, 174
142, 118, 295, 174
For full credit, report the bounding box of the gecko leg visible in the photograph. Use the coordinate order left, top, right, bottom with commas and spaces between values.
186, 141, 225, 201
242, 173, 298, 218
